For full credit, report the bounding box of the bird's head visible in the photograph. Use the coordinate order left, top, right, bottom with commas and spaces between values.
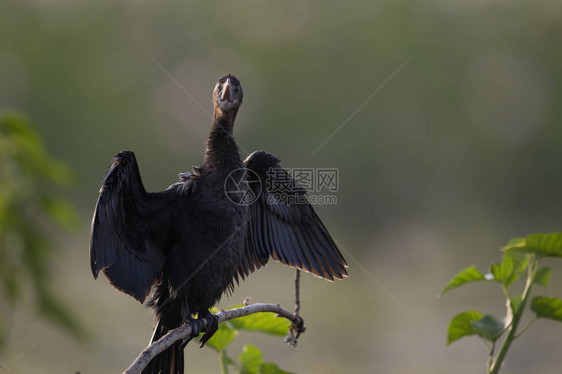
213, 74, 243, 113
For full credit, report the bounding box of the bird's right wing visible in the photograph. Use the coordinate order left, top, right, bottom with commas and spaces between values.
90, 151, 177, 303
241, 151, 348, 281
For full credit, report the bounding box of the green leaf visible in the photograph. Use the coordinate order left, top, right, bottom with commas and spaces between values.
240, 345, 264, 374
0, 112, 82, 342
527, 233, 562, 257
534, 267, 551, 287
447, 310, 483, 345
205, 322, 238, 352
259, 363, 294, 374
441, 265, 485, 295
503, 233, 562, 258
531, 297, 562, 322
489, 252, 529, 287
498, 251, 529, 288
501, 237, 526, 252
229, 309, 290, 336
470, 315, 505, 342
510, 296, 522, 315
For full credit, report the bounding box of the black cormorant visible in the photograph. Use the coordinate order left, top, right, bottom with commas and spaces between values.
90, 74, 347, 374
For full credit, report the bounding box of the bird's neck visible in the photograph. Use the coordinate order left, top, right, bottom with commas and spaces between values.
203, 109, 242, 170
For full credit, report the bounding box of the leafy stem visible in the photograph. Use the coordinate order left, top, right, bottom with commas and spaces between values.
443, 232, 562, 373
219, 349, 229, 374
488, 255, 539, 374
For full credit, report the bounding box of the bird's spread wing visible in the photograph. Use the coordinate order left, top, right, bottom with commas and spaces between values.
241, 150, 348, 281
90, 151, 176, 303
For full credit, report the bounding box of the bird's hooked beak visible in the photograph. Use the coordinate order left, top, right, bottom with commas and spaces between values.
220, 78, 232, 102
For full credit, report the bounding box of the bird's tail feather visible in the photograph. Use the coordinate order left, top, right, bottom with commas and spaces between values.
143, 281, 184, 374
142, 319, 184, 374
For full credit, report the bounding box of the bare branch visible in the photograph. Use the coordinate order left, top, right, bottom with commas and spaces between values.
123, 303, 304, 374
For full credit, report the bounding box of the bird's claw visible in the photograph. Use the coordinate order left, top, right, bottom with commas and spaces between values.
199, 313, 219, 348
180, 319, 203, 350
179, 337, 191, 350
178, 172, 193, 181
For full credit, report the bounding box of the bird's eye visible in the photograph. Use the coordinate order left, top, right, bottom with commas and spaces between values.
218, 85, 223, 91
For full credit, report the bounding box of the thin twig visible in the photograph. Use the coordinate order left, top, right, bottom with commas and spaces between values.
295, 269, 301, 317
124, 303, 303, 374
514, 316, 537, 339
284, 269, 305, 349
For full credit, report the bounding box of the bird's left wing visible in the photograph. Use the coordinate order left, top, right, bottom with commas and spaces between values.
90, 151, 178, 303
240, 150, 348, 281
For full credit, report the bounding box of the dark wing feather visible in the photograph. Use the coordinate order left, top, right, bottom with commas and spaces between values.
242, 150, 348, 281
90, 151, 176, 303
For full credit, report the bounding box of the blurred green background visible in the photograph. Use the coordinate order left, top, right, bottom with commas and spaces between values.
2, 0, 562, 373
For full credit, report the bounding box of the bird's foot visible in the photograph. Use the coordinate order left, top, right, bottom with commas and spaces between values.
180, 318, 203, 350
198, 313, 219, 348
178, 172, 192, 181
